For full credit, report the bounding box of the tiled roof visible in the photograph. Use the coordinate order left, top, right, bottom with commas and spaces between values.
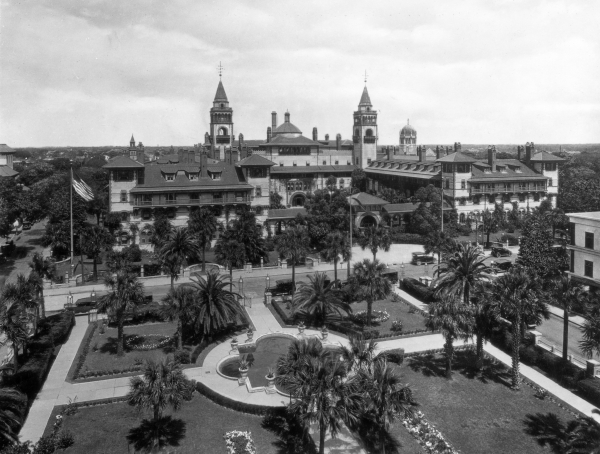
273, 122, 302, 135
0, 144, 16, 154
103, 155, 144, 168
530, 151, 565, 162
436, 152, 478, 163
359, 86, 372, 106
317, 139, 354, 148
271, 165, 355, 174
349, 192, 388, 206
0, 166, 18, 177
236, 154, 275, 167
365, 159, 440, 180
232, 140, 264, 148
469, 160, 548, 182
263, 135, 320, 147
130, 161, 252, 192
214, 80, 228, 103
267, 208, 307, 220
383, 201, 452, 214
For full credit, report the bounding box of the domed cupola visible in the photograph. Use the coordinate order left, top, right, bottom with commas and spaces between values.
400, 119, 416, 137
273, 111, 302, 138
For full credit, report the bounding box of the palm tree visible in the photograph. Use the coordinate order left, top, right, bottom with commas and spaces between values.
0, 388, 26, 448
471, 282, 497, 371
159, 227, 199, 291
183, 271, 243, 339
29, 252, 55, 318
340, 334, 380, 373
96, 271, 145, 356
0, 299, 29, 370
292, 272, 350, 327
129, 223, 139, 245
188, 208, 219, 272
361, 360, 415, 454
427, 296, 474, 379
214, 237, 246, 292
127, 359, 189, 423
357, 225, 391, 261
160, 286, 195, 350
276, 338, 324, 399
41, 222, 70, 258
551, 274, 584, 361
286, 349, 363, 454
82, 225, 115, 281
434, 243, 489, 369
489, 268, 549, 389
321, 231, 350, 286
275, 226, 310, 292
580, 300, 600, 360
2, 274, 38, 334
353, 259, 392, 327
545, 207, 568, 238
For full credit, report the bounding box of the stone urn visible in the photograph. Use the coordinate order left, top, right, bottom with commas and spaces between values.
230, 338, 239, 354
246, 329, 254, 342
238, 361, 249, 386
265, 373, 276, 394
298, 322, 305, 335
321, 326, 328, 341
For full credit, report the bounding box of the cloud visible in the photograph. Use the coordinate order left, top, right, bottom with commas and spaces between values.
0, 0, 598, 146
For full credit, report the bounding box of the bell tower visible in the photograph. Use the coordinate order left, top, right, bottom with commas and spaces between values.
352, 81, 378, 169
209, 63, 234, 160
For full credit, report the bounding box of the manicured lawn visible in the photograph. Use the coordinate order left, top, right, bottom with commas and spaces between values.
44, 395, 281, 453
395, 350, 578, 454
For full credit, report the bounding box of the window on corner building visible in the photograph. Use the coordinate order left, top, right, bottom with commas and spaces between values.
367, 158, 372, 164
585, 260, 593, 278
120, 191, 127, 203
137, 171, 144, 185
335, 160, 339, 165
255, 187, 262, 198
545, 163, 556, 171
445, 179, 450, 189
585, 232, 594, 249
114, 170, 133, 181
165, 174, 175, 181
548, 178, 553, 187
460, 179, 466, 189
519, 194, 525, 202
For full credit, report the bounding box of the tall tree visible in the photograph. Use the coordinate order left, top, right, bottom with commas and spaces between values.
340, 334, 381, 373
187, 208, 219, 272
350, 168, 367, 192
160, 286, 195, 350
550, 274, 584, 361
128, 223, 139, 245
225, 209, 268, 265
148, 215, 173, 250
427, 296, 474, 378
127, 359, 189, 450
2, 274, 37, 334
214, 237, 246, 292
292, 272, 350, 327
41, 221, 70, 258
320, 230, 350, 285
159, 227, 199, 290
28, 252, 56, 319
353, 259, 392, 327
481, 209, 498, 246
357, 225, 391, 261
82, 225, 114, 282
0, 388, 26, 448
0, 299, 29, 370
489, 268, 549, 389
580, 299, 600, 360
183, 271, 244, 339
275, 226, 310, 292
97, 271, 145, 356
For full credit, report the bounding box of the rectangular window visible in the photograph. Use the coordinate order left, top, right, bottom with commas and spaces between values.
585, 232, 594, 249
213, 193, 222, 201
461, 179, 466, 189
120, 191, 127, 203
137, 171, 144, 185
166, 193, 177, 204
585, 260, 593, 278
548, 178, 553, 187
569, 222, 575, 246
570, 250, 574, 273
255, 187, 262, 198
114, 170, 133, 181
188, 173, 198, 181
445, 179, 450, 189
165, 174, 175, 181
190, 193, 199, 202
323, 160, 327, 165
335, 160, 339, 165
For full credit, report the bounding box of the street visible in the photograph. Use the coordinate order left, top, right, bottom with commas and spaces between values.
537, 313, 586, 360
0, 220, 48, 286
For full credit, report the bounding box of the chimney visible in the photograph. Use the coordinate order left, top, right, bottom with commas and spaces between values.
284, 111, 290, 123
240, 145, 247, 160
435, 146, 440, 159
137, 149, 145, 163
194, 144, 201, 163
177, 149, 183, 162
325, 134, 330, 141
387, 147, 392, 160
271, 111, 277, 132
312, 127, 318, 141
336, 133, 341, 151
517, 145, 522, 161
232, 150, 238, 163
200, 152, 208, 178
238, 133, 244, 148
267, 127, 272, 143
446, 146, 451, 155
525, 142, 532, 162
488, 145, 496, 170
418, 146, 426, 162
225, 149, 231, 164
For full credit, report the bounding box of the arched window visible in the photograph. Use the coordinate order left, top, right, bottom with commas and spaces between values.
365, 129, 373, 137
459, 213, 466, 223
218, 127, 228, 136
355, 128, 359, 136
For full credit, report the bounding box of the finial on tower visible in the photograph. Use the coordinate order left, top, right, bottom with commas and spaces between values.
407, 119, 409, 125
364, 70, 368, 85
217, 61, 224, 80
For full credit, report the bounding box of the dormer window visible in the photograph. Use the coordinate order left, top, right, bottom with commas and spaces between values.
484, 168, 491, 174
209, 171, 222, 180
188, 173, 198, 181
293, 161, 297, 167
497, 166, 506, 173
515, 166, 522, 173
306, 161, 310, 166
165, 173, 175, 181
279, 162, 283, 166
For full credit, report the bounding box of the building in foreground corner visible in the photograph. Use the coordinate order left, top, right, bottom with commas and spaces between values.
567, 212, 600, 291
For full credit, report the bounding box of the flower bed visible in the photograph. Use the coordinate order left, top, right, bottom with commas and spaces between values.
351, 309, 390, 325
224, 430, 256, 454
403, 411, 458, 454
124, 334, 172, 351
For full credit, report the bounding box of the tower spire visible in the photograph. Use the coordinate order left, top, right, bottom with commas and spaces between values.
364, 69, 368, 85
217, 61, 223, 80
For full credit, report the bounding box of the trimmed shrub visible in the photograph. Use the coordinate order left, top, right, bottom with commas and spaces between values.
401, 278, 436, 303
8, 348, 53, 399
195, 381, 285, 416
390, 233, 425, 245
122, 244, 142, 262
578, 378, 600, 407
381, 348, 405, 365
174, 350, 191, 365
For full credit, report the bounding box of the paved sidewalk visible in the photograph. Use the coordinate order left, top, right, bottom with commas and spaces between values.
547, 304, 586, 328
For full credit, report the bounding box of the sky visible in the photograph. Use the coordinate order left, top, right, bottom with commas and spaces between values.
0, 0, 598, 147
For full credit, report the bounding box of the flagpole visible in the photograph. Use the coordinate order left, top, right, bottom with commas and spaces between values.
70, 165, 74, 273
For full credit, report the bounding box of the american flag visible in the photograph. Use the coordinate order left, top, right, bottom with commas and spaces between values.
72, 172, 94, 202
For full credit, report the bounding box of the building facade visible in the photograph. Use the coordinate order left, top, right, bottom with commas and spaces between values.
567, 212, 600, 291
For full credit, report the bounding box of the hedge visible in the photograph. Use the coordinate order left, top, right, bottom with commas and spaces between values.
194, 381, 285, 416
272, 300, 295, 325
401, 278, 436, 303
390, 233, 425, 245
577, 378, 600, 408
380, 348, 404, 365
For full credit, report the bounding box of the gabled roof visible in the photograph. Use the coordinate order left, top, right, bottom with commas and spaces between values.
359, 86, 372, 106
0, 166, 18, 177
349, 192, 388, 206
530, 150, 565, 162
214, 80, 228, 103
263, 135, 319, 147
469, 159, 548, 182
236, 154, 275, 167
0, 144, 15, 154
436, 152, 478, 163
103, 155, 144, 168
232, 140, 264, 148
271, 165, 355, 174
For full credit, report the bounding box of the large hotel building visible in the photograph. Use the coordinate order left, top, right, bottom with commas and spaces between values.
104, 79, 563, 245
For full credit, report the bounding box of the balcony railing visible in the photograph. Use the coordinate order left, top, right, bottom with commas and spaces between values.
470, 186, 546, 194
216, 135, 231, 144
132, 195, 252, 207
363, 136, 377, 144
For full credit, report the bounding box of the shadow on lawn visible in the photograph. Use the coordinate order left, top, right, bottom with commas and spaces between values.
262, 411, 317, 454
99, 335, 175, 356
523, 412, 572, 454
407, 350, 513, 388
127, 416, 186, 452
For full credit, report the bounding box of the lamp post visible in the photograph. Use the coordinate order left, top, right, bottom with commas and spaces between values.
91, 289, 96, 304
266, 275, 270, 291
